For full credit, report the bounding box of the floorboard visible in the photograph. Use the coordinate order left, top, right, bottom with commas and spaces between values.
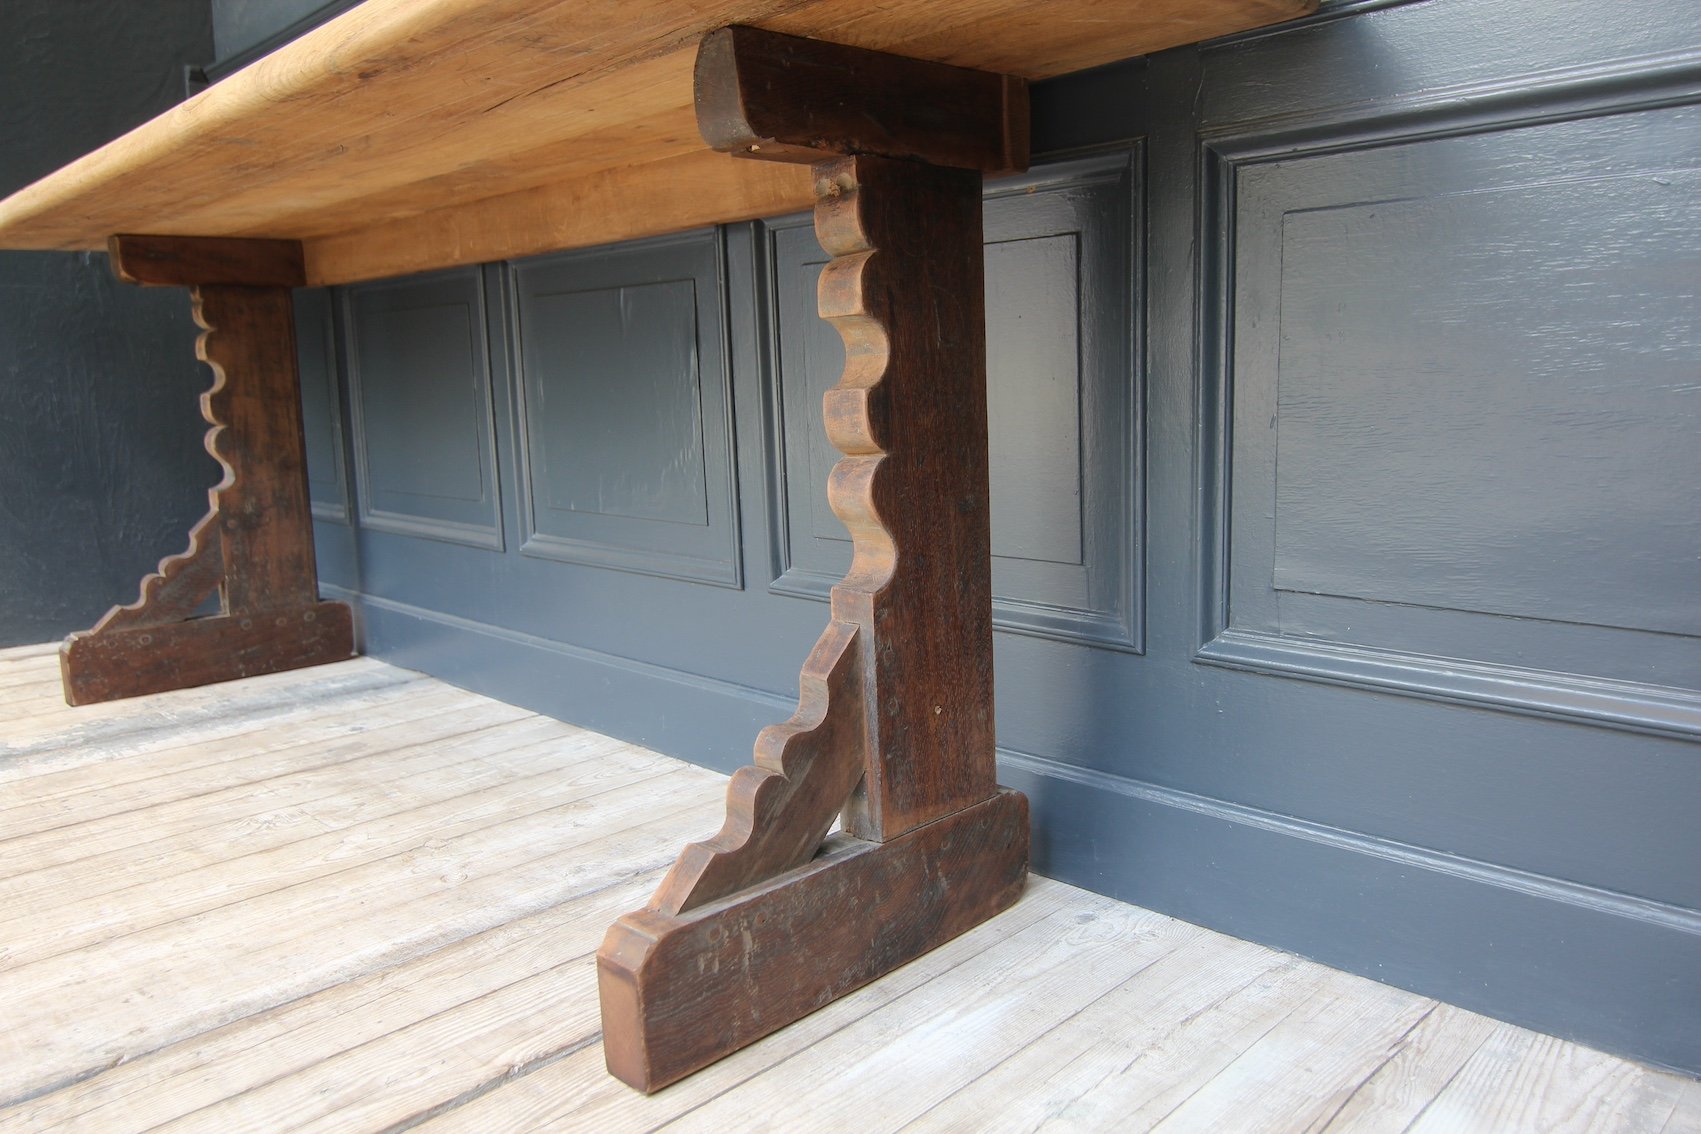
0, 649, 1691, 1132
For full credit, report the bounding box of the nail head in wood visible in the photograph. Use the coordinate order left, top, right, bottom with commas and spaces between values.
694, 25, 1029, 173
108, 234, 306, 288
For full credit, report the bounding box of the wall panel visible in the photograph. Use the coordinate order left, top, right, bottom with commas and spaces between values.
766, 153, 1143, 650
510, 231, 741, 587
344, 267, 503, 550
295, 287, 349, 524
1198, 93, 1701, 739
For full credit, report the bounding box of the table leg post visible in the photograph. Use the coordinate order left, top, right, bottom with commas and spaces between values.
598, 27, 1031, 1092
60, 236, 353, 705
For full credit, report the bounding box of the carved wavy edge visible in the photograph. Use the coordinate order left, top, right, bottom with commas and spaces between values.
89, 516, 224, 634
191, 286, 242, 514
650, 159, 899, 915
82, 289, 243, 638
654, 618, 866, 915
815, 163, 900, 607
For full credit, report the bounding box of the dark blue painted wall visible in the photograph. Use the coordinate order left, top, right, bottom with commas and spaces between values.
0, 2, 216, 646
304, 0, 1701, 1074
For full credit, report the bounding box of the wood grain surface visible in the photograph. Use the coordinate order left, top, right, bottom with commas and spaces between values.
59, 248, 352, 704
651, 619, 867, 914
109, 234, 306, 288
0, 0, 1314, 281
596, 31, 1028, 1092
695, 25, 1027, 172
2, 653, 1691, 1132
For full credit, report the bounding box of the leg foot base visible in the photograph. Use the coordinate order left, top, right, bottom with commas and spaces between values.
60, 601, 354, 705
598, 788, 1028, 1093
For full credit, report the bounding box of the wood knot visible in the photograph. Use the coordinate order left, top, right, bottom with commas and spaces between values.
813, 170, 857, 199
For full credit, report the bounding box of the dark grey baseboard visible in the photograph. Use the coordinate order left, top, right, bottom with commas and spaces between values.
328, 586, 789, 777
331, 585, 1701, 1077
999, 751, 1701, 1078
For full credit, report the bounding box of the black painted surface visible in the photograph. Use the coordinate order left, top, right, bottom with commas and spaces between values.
331, 246, 825, 774
295, 288, 349, 526
0, 1, 215, 647
307, 0, 1701, 1073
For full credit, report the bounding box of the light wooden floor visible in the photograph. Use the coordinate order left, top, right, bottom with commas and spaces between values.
1, 642, 1695, 1133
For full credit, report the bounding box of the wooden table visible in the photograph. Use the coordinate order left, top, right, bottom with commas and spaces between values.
0, 0, 1313, 1092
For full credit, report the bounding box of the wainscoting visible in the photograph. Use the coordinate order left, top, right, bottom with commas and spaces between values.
294, 0, 1701, 1075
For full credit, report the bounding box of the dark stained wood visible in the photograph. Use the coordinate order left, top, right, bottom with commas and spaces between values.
60, 238, 352, 706
695, 25, 1029, 174
819, 152, 1000, 840
600, 31, 1027, 1094
91, 517, 224, 632
599, 789, 1029, 1093
59, 601, 354, 704
653, 619, 868, 914
191, 285, 322, 615
639, 151, 1001, 864
108, 234, 306, 288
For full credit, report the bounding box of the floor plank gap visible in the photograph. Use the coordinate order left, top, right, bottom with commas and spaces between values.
0, 646, 1686, 1134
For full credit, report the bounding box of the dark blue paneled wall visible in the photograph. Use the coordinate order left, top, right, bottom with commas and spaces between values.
0, 2, 216, 646
305, 0, 1701, 1074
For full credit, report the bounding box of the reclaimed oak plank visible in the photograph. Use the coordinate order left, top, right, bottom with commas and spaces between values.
0, 693, 530, 864
1138, 975, 1437, 1132
656, 897, 1198, 1132
0, 772, 721, 1104
1, 657, 408, 765
1021, 960, 1341, 1131
1661, 1078, 1701, 1134
0, 0, 1313, 277
0, 681, 484, 824
0, 642, 59, 663
0, 841, 669, 1131
3, 657, 1690, 1131
1407, 1026, 1694, 1134
1314, 1005, 1502, 1132
903, 932, 1300, 1133
0, 717, 657, 912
